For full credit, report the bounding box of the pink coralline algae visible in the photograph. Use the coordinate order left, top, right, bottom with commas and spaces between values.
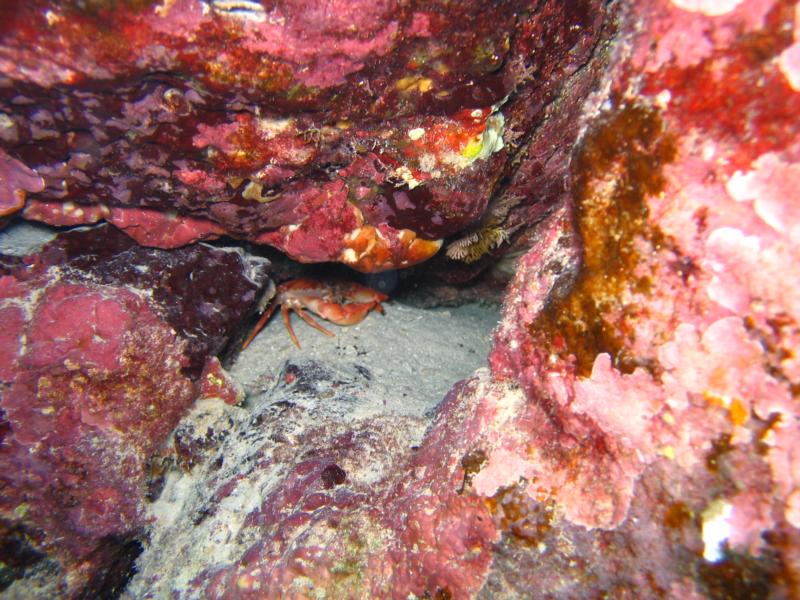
0, 226, 265, 596
475, 0, 800, 596
2, 0, 800, 598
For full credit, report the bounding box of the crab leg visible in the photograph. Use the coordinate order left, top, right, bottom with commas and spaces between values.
242, 278, 388, 351
281, 305, 301, 348
241, 300, 280, 350
287, 307, 335, 348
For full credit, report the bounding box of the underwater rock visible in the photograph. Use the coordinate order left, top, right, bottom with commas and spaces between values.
476, 0, 800, 596
128, 358, 436, 598
0, 226, 267, 596
0, 148, 44, 217
128, 0, 796, 596
1, 0, 799, 597
0, 0, 601, 272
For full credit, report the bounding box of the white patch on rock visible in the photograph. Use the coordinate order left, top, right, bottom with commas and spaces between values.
670, 0, 744, 16
701, 499, 733, 562
407, 127, 425, 141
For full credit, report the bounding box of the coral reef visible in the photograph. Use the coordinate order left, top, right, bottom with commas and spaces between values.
1, 0, 799, 597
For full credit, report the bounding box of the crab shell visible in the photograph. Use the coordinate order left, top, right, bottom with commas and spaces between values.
242, 278, 388, 349
279, 278, 387, 323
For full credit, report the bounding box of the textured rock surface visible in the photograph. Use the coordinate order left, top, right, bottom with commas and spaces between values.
127, 0, 800, 597
477, 0, 800, 596
2, 0, 800, 598
0, 226, 268, 596
123, 296, 498, 598
0, 0, 603, 272
128, 359, 435, 598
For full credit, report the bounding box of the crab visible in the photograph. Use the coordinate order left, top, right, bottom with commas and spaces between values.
241, 278, 389, 349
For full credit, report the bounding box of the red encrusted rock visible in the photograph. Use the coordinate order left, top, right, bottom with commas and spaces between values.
0, 0, 598, 272
26, 224, 270, 377
0, 225, 264, 596
106, 206, 226, 248
127, 359, 497, 599
4, 0, 800, 597
0, 148, 44, 217
0, 277, 195, 595
472, 0, 800, 596
127, 0, 800, 596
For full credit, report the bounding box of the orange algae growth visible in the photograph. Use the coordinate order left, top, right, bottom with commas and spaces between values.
532, 103, 676, 376
705, 434, 734, 474
205, 51, 294, 95
663, 501, 695, 531
458, 448, 488, 494
698, 549, 783, 600
485, 482, 556, 545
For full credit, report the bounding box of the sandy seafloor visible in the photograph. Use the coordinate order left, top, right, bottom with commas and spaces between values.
232, 299, 499, 418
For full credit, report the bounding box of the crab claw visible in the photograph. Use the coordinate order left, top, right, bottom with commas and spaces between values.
305, 281, 386, 324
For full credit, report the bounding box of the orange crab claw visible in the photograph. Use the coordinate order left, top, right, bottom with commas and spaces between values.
303, 280, 387, 325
